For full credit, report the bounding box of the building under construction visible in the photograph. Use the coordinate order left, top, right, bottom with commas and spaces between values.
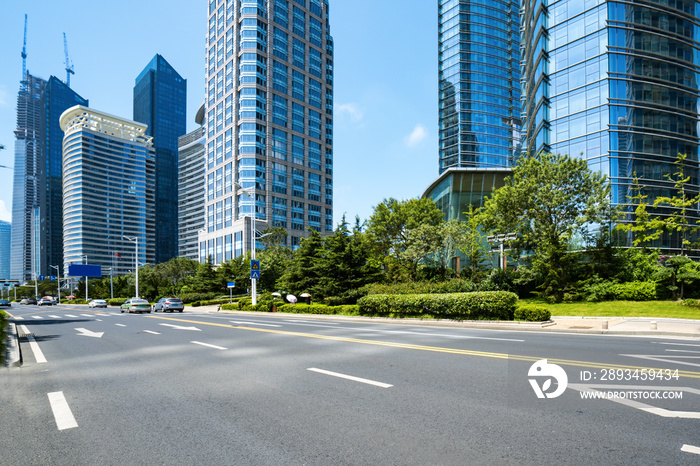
10, 18, 88, 283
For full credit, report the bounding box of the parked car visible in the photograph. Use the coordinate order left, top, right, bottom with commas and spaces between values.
120, 298, 152, 313
153, 297, 184, 313
88, 299, 108, 308
25, 297, 37, 305
19, 299, 28, 305
38, 296, 54, 306
0, 299, 11, 308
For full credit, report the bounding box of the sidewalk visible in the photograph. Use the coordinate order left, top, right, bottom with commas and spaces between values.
195, 306, 700, 338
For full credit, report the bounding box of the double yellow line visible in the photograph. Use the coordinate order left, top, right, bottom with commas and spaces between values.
148, 315, 700, 380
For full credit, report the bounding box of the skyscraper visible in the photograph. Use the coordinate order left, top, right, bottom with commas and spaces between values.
60, 106, 155, 276
199, 0, 334, 264
424, 0, 521, 222
133, 54, 187, 264
0, 220, 10, 279
11, 72, 88, 282
178, 104, 206, 261
521, 0, 700, 253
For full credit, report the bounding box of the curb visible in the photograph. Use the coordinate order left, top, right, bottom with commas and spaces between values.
200, 308, 700, 338
5, 322, 21, 367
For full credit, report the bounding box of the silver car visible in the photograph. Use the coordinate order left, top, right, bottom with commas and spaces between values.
153, 297, 184, 313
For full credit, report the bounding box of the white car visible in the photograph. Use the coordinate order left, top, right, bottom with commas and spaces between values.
88, 299, 108, 308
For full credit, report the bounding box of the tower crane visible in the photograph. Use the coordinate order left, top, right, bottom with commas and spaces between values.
63, 32, 75, 87
21, 14, 27, 83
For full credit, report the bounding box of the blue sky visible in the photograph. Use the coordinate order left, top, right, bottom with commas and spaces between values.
0, 0, 439, 227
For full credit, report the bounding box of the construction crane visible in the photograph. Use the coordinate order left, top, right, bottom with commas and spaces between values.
21, 14, 27, 82
63, 33, 75, 87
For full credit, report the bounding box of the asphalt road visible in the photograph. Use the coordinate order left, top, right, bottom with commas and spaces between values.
2, 303, 700, 465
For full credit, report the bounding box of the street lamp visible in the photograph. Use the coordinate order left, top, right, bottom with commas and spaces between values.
123, 236, 139, 298
234, 180, 259, 305
49, 265, 60, 303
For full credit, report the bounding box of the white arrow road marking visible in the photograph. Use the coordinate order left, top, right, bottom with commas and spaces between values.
19, 325, 47, 363
48, 392, 78, 430
143, 330, 161, 335
75, 328, 104, 338
191, 341, 227, 350
682, 444, 700, 455
115, 324, 126, 327
308, 368, 393, 388
159, 323, 201, 331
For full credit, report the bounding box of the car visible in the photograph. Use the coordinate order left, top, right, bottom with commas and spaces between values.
88, 299, 108, 308
120, 298, 152, 313
0, 299, 11, 308
19, 299, 28, 305
153, 297, 184, 313
38, 296, 54, 306
25, 297, 37, 305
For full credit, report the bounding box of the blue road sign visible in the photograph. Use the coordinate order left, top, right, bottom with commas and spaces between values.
227, 282, 236, 288
250, 259, 260, 280
49, 275, 56, 282
68, 264, 103, 278
39, 275, 45, 281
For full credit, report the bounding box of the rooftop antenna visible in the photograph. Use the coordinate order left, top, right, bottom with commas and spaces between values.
63, 32, 75, 87
21, 14, 27, 83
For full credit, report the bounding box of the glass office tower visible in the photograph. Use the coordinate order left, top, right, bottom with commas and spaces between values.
200, 0, 334, 264
60, 106, 155, 276
11, 72, 88, 282
134, 54, 187, 264
425, 0, 521, 226
178, 104, 206, 261
521, 0, 700, 253
438, 0, 522, 172
0, 221, 10, 280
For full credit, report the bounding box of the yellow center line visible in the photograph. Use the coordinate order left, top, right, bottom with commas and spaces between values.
143, 314, 700, 380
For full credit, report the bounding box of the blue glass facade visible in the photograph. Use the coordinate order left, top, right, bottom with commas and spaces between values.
0, 221, 10, 280
521, 0, 700, 253
438, 0, 522, 172
133, 54, 187, 264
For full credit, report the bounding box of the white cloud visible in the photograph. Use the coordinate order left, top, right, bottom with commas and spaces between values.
336, 103, 364, 122
0, 200, 10, 222
406, 124, 427, 147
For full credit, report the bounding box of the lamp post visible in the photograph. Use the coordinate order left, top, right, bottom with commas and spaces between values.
83, 255, 88, 301
123, 236, 139, 298
234, 181, 258, 305
49, 265, 60, 303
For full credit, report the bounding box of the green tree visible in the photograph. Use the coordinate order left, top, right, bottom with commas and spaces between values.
366, 197, 444, 281
615, 174, 662, 251
652, 153, 700, 254
192, 256, 222, 293
481, 152, 612, 300
277, 229, 325, 297
457, 206, 490, 277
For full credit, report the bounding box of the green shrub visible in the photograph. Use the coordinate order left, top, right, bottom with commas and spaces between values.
681, 299, 700, 308
191, 301, 201, 307
582, 281, 615, 302
108, 298, 127, 307
199, 298, 234, 306
357, 291, 518, 320
178, 292, 221, 304
515, 305, 551, 322
610, 281, 657, 301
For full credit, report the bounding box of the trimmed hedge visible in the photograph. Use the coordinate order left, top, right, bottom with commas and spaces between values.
583, 281, 657, 302
362, 279, 479, 296
357, 291, 518, 320
515, 305, 551, 322
220, 302, 360, 315
0, 310, 7, 365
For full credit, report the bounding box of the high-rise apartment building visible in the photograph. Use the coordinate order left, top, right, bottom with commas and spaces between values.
0, 221, 10, 279
521, 0, 700, 253
134, 54, 187, 264
11, 72, 88, 282
199, 0, 334, 264
424, 0, 521, 222
59, 106, 155, 277
178, 104, 206, 261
